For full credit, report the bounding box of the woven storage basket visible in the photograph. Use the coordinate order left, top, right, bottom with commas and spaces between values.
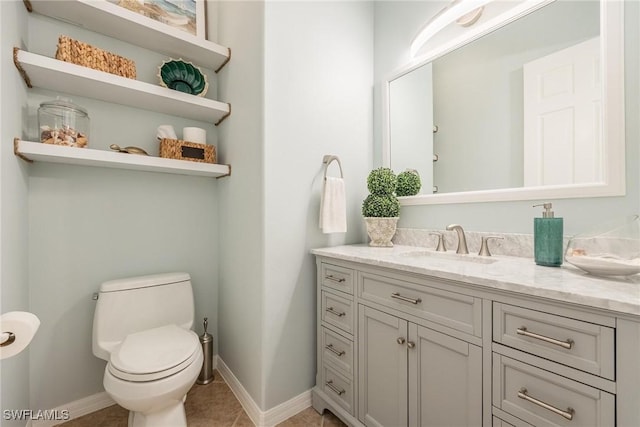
55, 35, 136, 79
159, 138, 216, 164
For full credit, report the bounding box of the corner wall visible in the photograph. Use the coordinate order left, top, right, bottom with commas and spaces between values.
216, 0, 267, 407
0, 1, 30, 425
262, 0, 373, 409
217, 0, 373, 411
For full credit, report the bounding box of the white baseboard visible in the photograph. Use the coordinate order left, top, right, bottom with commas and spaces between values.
31, 391, 115, 427
216, 356, 311, 427
29, 356, 309, 427
262, 388, 312, 427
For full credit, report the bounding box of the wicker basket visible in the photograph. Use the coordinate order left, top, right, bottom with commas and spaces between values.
55, 35, 136, 79
159, 138, 216, 164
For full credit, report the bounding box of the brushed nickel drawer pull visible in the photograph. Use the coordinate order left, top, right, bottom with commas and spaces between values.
397, 337, 406, 345
407, 341, 416, 349
516, 327, 574, 349
326, 307, 346, 317
325, 275, 346, 283
325, 344, 345, 356
518, 388, 575, 421
391, 292, 422, 304
326, 380, 345, 396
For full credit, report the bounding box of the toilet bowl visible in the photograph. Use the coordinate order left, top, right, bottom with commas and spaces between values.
104, 325, 202, 427
92, 273, 202, 427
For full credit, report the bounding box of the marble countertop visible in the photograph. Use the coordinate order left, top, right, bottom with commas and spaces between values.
312, 244, 640, 317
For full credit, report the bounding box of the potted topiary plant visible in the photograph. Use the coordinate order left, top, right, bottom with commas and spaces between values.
396, 169, 422, 197
362, 168, 400, 247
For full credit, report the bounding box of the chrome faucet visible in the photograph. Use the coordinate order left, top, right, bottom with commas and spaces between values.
446, 224, 469, 254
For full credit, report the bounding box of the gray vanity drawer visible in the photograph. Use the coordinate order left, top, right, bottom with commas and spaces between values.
321, 326, 354, 377
321, 263, 354, 295
492, 416, 516, 427
358, 271, 482, 337
321, 290, 354, 335
492, 412, 533, 427
322, 363, 354, 416
493, 303, 615, 380
493, 354, 615, 427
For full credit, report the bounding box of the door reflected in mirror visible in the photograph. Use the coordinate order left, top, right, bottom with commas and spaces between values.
383, 0, 624, 204
389, 63, 434, 193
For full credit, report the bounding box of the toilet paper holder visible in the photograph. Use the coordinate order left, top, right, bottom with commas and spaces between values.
0, 311, 41, 359
1, 332, 16, 347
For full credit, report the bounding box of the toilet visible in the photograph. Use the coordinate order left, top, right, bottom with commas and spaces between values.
92, 272, 203, 427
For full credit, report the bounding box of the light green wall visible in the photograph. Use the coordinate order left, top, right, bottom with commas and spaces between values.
28, 165, 219, 410
374, 0, 639, 235
18, 10, 221, 411
217, 0, 372, 411
262, 1, 372, 409
0, 2, 30, 425
2, 0, 373, 416
216, 0, 266, 407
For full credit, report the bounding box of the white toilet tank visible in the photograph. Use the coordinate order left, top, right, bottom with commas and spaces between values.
93, 272, 195, 361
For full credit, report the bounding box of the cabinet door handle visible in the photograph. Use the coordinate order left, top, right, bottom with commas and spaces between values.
407, 341, 416, 349
325, 380, 345, 396
397, 337, 406, 345
326, 307, 346, 317
516, 327, 574, 349
325, 344, 345, 357
518, 388, 575, 421
325, 275, 346, 283
391, 292, 422, 304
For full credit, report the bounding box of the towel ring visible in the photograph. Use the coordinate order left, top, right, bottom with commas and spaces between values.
323, 155, 344, 179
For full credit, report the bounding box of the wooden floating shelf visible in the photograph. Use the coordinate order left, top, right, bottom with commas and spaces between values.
24, 0, 231, 72
15, 139, 231, 178
14, 49, 230, 125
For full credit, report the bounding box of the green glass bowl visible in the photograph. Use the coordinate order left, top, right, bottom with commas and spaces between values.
158, 58, 209, 97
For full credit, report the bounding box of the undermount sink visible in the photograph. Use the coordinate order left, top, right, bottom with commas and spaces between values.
401, 250, 498, 265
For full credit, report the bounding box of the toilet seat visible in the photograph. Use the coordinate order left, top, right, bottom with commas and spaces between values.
108, 325, 200, 382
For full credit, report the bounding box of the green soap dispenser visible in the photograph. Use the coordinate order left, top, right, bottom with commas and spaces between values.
533, 202, 563, 266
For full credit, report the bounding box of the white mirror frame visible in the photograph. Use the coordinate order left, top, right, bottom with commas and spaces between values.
383, 0, 625, 205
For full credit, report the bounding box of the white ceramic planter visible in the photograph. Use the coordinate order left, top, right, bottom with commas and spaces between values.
364, 217, 399, 247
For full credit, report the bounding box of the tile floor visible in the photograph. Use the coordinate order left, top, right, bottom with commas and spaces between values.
58, 371, 346, 427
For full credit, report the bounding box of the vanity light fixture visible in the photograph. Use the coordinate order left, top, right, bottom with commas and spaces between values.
410, 0, 495, 58
456, 6, 484, 27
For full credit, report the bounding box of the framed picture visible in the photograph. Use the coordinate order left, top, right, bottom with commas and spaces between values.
111, 0, 206, 39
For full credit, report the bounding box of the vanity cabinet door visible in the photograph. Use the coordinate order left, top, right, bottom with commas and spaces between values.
410, 324, 483, 427
358, 305, 483, 427
358, 305, 408, 427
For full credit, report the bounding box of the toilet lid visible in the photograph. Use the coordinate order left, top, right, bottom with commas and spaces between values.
108, 325, 199, 382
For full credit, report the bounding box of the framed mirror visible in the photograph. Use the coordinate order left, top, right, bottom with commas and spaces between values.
382, 0, 625, 205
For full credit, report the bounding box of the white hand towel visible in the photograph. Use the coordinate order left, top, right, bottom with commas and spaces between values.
319, 177, 347, 233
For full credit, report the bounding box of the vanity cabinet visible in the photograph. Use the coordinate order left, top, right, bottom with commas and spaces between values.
314, 260, 484, 427
359, 305, 482, 427
312, 252, 640, 427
